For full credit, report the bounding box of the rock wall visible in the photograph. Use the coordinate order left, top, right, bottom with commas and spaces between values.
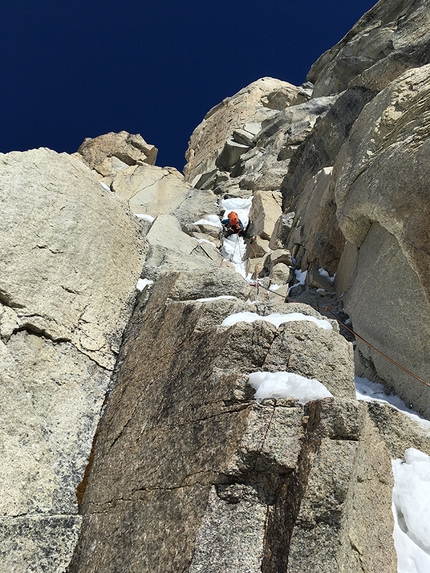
68, 272, 395, 573
2, 0, 430, 569
276, 0, 430, 416
0, 149, 146, 572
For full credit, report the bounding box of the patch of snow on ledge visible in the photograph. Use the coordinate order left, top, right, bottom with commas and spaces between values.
196, 295, 237, 303
194, 214, 222, 228
135, 213, 155, 223
136, 278, 154, 291
99, 181, 112, 192
248, 371, 333, 404
392, 449, 430, 573
355, 376, 430, 430
318, 267, 335, 283
221, 311, 332, 330
289, 269, 307, 292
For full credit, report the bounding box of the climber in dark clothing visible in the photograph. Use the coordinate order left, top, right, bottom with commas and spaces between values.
221, 211, 246, 237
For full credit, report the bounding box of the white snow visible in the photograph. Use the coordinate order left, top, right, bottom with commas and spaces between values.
196, 295, 237, 303
392, 449, 430, 573
99, 181, 112, 192
221, 233, 247, 277
135, 213, 155, 223
136, 278, 154, 291
221, 311, 332, 330
355, 376, 430, 430
194, 214, 222, 228
355, 376, 430, 572
248, 371, 333, 404
289, 269, 307, 291
195, 238, 217, 247
318, 267, 335, 283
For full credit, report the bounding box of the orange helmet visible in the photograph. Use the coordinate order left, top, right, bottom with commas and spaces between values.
228, 211, 239, 225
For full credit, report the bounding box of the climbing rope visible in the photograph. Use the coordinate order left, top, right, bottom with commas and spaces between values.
249, 281, 430, 389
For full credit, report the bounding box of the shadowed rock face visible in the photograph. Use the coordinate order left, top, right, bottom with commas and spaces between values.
277, 7, 430, 415
68, 271, 395, 573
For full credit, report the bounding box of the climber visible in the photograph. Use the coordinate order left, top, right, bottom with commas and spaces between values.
221, 211, 246, 237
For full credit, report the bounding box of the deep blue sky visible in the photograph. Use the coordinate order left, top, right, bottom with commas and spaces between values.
1, 0, 376, 171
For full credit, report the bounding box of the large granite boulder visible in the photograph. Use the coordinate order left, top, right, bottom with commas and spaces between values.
0, 148, 145, 571
68, 271, 395, 573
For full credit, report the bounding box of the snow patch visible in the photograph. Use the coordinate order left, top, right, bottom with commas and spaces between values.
221, 233, 247, 277
318, 267, 335, 283
392, 449, 430, 573
99, 181, 112, 192
355, 376, 430, 430
219, 196, 253, 277
221, 311, 332, 330
289, 269, 307, 291
135, 213, 155, 223
194, 214, 222, 228
196, 295, 237, 303
248, 371, 333, 404
221, 197, 253, 228
136, 278, 154, 291
195, 238, 217, 247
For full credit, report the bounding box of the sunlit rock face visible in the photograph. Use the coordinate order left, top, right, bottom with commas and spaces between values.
0, 148, 146, 571
307, 0, 430, 96
2, 0, 430, 570
183, 77, 309, 185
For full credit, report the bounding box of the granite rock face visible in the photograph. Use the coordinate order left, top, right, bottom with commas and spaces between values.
184, 77, 308, 184
331, 65, 430, 416
68, 271, 395, 573
0, 148, 145, 572
76, 130, 158, 177
112, 163, 192, 218
4, 0, 430, 569
276, 3, 430, 415
308, 0, 430, 97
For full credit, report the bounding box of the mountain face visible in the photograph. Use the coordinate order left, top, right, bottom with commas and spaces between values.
1, 0, 430, 571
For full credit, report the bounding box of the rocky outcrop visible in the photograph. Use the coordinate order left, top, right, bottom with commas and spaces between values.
308, 0, 430, 97
0, 148, 145, 571
68, 271, 395, 573
184, 82, 335, 202
184, 77, 309, 184
300, 64, 430, 417
76, 131, 158, 179
3, 0, 430, 570
111, 162, 191, 217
